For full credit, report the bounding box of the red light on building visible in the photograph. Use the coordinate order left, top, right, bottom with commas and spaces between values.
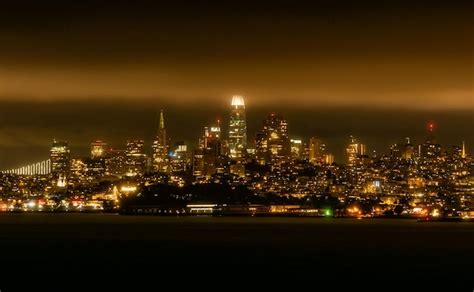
428, 121, 435, 132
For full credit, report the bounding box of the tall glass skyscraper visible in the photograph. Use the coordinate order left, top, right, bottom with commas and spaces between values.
50, 139, 71, 187
228, 95, 247, 160
255, 113, 290, 165
152, 110, 169, 172
346, 136, 366, 166
127, 139, 147, 176
90, 140, 108, 159
50, 139, 71, 177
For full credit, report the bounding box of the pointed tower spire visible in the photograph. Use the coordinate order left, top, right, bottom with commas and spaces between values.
462, 141, 466, 159
152, 109, 169, 173
159, 109, 165, 129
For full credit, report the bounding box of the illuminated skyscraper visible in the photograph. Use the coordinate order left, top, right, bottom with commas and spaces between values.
324, 153, 335, 164
391, 137, 414, 160
346, 136, 366, 166
194, 121, 227, 178
461, 141, 467, 159
50, 139, 71, 177
290, 139, 303, 159
420, 122, 441, 159
170, 141, 190, 173
70, 158, 87, 181
88, 140, 107, 177
401, 137, 414, 160
105, 149, 128, 177
90, 140, 108, 159
256, 113, 290, 165
127, 140, 145, 156
308, 137, 327, 164
152, 110, 170, 172
228, 95, 247, 160
201, 123, 222, 151
126, 140, 147, 176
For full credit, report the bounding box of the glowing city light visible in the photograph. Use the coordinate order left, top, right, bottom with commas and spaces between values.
0, 103, 470, 224
231, 95, 245, 108
324, 209, 332, 217
428, 121, 435, 132
121, 185, 137, 193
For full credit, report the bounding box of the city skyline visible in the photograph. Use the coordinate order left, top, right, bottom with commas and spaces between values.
0, 95, 471, 173
1, 94, 471, 222
0, 101, 472, 169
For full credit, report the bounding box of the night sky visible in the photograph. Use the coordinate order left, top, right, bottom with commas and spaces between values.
0, 0, 472, 168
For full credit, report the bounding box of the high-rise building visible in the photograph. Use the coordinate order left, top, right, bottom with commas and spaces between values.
126, 140, 147, 176
228, 95, 247, 160
390, 144, 401, 159
126, 140, 145, 155
308, 137, 327, 164
401, 137, 414, 160
324, 153, 335, 164
391, 137, 414, 160
87, 159, 106, 178
170, 141, 190, 173
346, 136, 366, 166
462, 141, 467, 159
70, 158, 87, 184
196, 122, 227, 177
420, 122, 441, 160
308, 137, 332, 165
152, 110, 169, 172
201, 124, 222, 150
90, 140, 108, 159
450, 145, 463, 160
50, 140, 71, 177
106, 149, 128, 177
88, 140, 107, 177
290, 139, 303, 159
420, 142, 442, 159
192, 149, 205, 178
255, 113, 290, 165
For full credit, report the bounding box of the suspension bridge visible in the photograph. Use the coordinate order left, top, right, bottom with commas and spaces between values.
1, 159, 52, 176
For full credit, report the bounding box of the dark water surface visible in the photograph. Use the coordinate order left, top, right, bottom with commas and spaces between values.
0, 214, 472, 290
